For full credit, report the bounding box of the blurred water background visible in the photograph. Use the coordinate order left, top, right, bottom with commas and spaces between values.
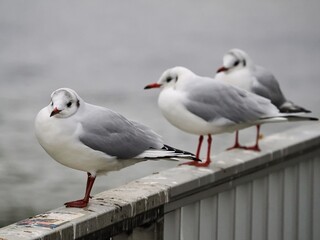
0, 0, 319, 227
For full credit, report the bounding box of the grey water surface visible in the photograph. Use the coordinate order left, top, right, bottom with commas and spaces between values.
0, 0, 319, 226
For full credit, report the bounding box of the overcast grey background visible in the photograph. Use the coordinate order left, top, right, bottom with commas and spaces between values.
0, 0, 319, 226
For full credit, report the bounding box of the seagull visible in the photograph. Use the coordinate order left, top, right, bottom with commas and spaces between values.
35, 88, 199, 208
215, 48, 311, 151
144, 67, 317, 167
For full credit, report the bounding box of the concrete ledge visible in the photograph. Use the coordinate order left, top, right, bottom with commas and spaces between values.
0, 124, 319, 240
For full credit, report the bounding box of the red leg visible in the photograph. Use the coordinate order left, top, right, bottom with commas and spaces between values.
203, 134, 212, 166
195, 135, 203, 159
65, 172, 96, 208
243, 125, 261, 152
180, 135, 212, 167
179, 135, 203, 166
226, 131, 247, 151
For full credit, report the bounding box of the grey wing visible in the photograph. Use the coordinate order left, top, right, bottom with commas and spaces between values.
79, 107, 163, 159
251, 66, 287, 108
253, 66, 311, 113
185, 78, 279, 124
130, 121, 163, 148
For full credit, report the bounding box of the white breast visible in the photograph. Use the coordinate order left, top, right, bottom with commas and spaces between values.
216, 68, 253, 92
34, 107, 120, 175
158, 88, 238, 135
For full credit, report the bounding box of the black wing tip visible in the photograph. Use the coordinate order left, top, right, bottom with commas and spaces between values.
162, 144, 201, 162
191, 157, 202, 162
309, 117, 319, 121
279, 104, 312, 114
283, 115, 319, 121
279, 108, 312, 114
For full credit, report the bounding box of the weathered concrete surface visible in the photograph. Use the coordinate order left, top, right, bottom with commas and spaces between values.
0, 123, 319, 240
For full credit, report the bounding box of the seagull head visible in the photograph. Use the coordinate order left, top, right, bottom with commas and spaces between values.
49, 88, 81, 118
144, 66, 194, 90
216, 48, 252, 73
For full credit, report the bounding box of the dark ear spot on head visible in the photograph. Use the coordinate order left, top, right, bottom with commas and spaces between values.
77, 100, 80, 107
243, 59, 246, 67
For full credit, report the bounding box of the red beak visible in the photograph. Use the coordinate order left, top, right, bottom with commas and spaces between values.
144, 83, 162, 89
50, 107, 61, 117
216, 66, 228, 73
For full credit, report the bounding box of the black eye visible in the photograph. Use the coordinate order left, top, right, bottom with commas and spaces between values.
234, 60, 240, 66
51, 101, 53, 106
67, 101, 72, 108
166, 76, 178, 83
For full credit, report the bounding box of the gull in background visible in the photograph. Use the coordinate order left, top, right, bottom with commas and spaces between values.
216, 48, 311, 151
35, 88, 199, 208
144, 67, 317, 167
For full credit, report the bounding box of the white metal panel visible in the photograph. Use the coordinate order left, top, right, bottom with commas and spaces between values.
163, 158, 319, 240
217, 189, 235, 240
283, 165, 298, 240
267, 171, 284, 240
199, 196, 218, 240
180, 202, 200, 240
131, 226, 157, 240
312, 157, 320, 240
251, 177, 268, 240
234, 183, 252, 240
114, 225, 159, 240
113, 233, 129, 240
164, 209, 181, 240
298, 160, 313, 240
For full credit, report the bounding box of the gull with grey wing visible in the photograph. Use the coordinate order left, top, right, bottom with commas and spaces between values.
216, 48, 311, 151
35, 88, 198, 208
144, 67, 317, 166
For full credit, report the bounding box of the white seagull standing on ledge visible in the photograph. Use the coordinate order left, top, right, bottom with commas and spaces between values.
35, 88, 199, 208
144, 67, 317, 167
216, 48, 311, 151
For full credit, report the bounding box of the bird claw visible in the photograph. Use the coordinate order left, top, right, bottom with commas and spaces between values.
226, 144, 248, 151
64, 199, 89, 208
226, 143, 261, 152
242, 145, 261, 152
179, 160, 211, 167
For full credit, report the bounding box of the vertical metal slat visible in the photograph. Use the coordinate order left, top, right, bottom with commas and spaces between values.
234, 183, 252, 240
217, 189, 235, 240
251, 177, 268, 240
298, 160, 313, 240
180, 202, 200, 240
283, 165, 298, 240
267, 171, 284, 240
199, 196, 218, 240
164, 209, 181, 240
312, 157, 320, 240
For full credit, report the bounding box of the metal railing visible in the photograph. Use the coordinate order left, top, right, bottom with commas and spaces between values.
0, 124, 319, 240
